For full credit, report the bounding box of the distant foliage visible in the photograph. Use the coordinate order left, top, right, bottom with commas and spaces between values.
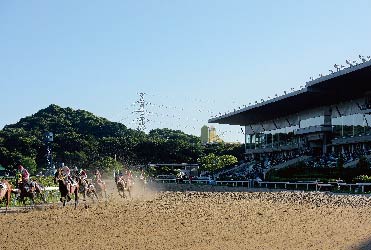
197, 153, 238, 172
354, 175, 371, 183
0, 104, 244, 173
20, 157, 38, 175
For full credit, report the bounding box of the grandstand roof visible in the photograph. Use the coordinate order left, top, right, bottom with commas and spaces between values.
209, 60, 371, 125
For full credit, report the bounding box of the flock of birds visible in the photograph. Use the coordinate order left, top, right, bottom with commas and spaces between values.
117, 54, 371, 141
211, 54, 371, 120
119, 94, 245, 142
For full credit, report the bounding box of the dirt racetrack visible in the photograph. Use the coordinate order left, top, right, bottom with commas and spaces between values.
1, 181, 371, 250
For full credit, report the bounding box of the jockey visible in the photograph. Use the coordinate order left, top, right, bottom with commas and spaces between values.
61, 165, 70, 177
61, 165, 76, 185
17, 165, 35, 191
139, 169, 146, 182
18, 165, 30, 184
94, 170, 103, 183
80, 169, 88, 179
72, 166, 80, 180
79, 169, 88, 184
123, 170, 133, 182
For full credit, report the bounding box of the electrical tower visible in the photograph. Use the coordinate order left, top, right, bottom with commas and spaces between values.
43, 132, 54, 175
134, 92, 149, 131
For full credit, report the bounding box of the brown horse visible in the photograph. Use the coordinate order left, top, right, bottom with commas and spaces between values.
116, 176, 132, 199
0, 180, 12, 213
78, 178, 98, 202
93, 179, 107, 199
54, 169, 79, 209
17, 180, 46, 206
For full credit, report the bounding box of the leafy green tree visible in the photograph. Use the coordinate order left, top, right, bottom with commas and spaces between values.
20, 156, 38, 175
198, 153, 238, 172
0, 104, 243, 173
93, 156, 123, 173
198, 153, 219, 172
219, 154, 238, 168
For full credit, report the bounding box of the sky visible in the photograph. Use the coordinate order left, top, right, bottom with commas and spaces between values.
1, 1, 371, 142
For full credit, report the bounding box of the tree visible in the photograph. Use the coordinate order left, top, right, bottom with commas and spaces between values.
93, 156, 123, 173
198, 153, 238, 173
0, 104, 242, 172
219, 155, 238, 168
20, 156, 38, 175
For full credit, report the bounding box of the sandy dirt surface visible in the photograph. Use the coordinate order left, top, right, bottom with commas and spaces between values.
1, 181, 371, 250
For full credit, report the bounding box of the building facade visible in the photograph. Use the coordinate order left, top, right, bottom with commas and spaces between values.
200, 125, 223, 144
209, 59, 371, 161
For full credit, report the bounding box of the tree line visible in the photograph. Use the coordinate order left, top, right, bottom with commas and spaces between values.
0, 104, 243, 174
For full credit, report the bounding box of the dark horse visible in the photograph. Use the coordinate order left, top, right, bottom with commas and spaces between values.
0, 180, 12, 213
16, 179, 46, 206
54, 169, 79, 209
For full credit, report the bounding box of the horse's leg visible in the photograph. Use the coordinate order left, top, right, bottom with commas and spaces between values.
41, 189, 47, 203
83, 188, 87, 201
22, 195, 27, 207
38, 190, 47, 204
5, 190, 10, 213
93, 190, 99, 201
122, 187, 126, 199
74, 187, 79, 209
60, 192, 66, 206
31, 197, 35, 208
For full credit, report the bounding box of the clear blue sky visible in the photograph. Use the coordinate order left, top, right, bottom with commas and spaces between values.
1, 1, 370, 142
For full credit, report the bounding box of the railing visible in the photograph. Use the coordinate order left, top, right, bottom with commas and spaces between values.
154, 178, 177, 183
215, 180, 250, 188
258, 181, 289, 189
12, 186, 59, 193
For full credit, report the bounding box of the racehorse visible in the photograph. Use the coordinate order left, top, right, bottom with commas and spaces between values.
0, 180, 12, 213
78, 178, 98, 202
138, 174, 147, 192
54, 169, 79, 209
16, 180, 46, 206
116, 176, 132, 199
93, 179, 107, 199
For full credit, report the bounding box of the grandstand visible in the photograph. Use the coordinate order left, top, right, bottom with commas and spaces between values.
209, 59, 371, 178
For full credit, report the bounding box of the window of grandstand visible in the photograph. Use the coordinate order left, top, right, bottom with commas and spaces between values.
299, 116, 324, 128
366, 95, 371, 109
332, 114, 371, 138
246, 126, 299, 149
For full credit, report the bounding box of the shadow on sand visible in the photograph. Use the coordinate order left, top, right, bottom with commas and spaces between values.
356, 238, 371, 250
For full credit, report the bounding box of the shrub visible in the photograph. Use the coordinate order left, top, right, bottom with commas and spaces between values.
353, 175, 371, 183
